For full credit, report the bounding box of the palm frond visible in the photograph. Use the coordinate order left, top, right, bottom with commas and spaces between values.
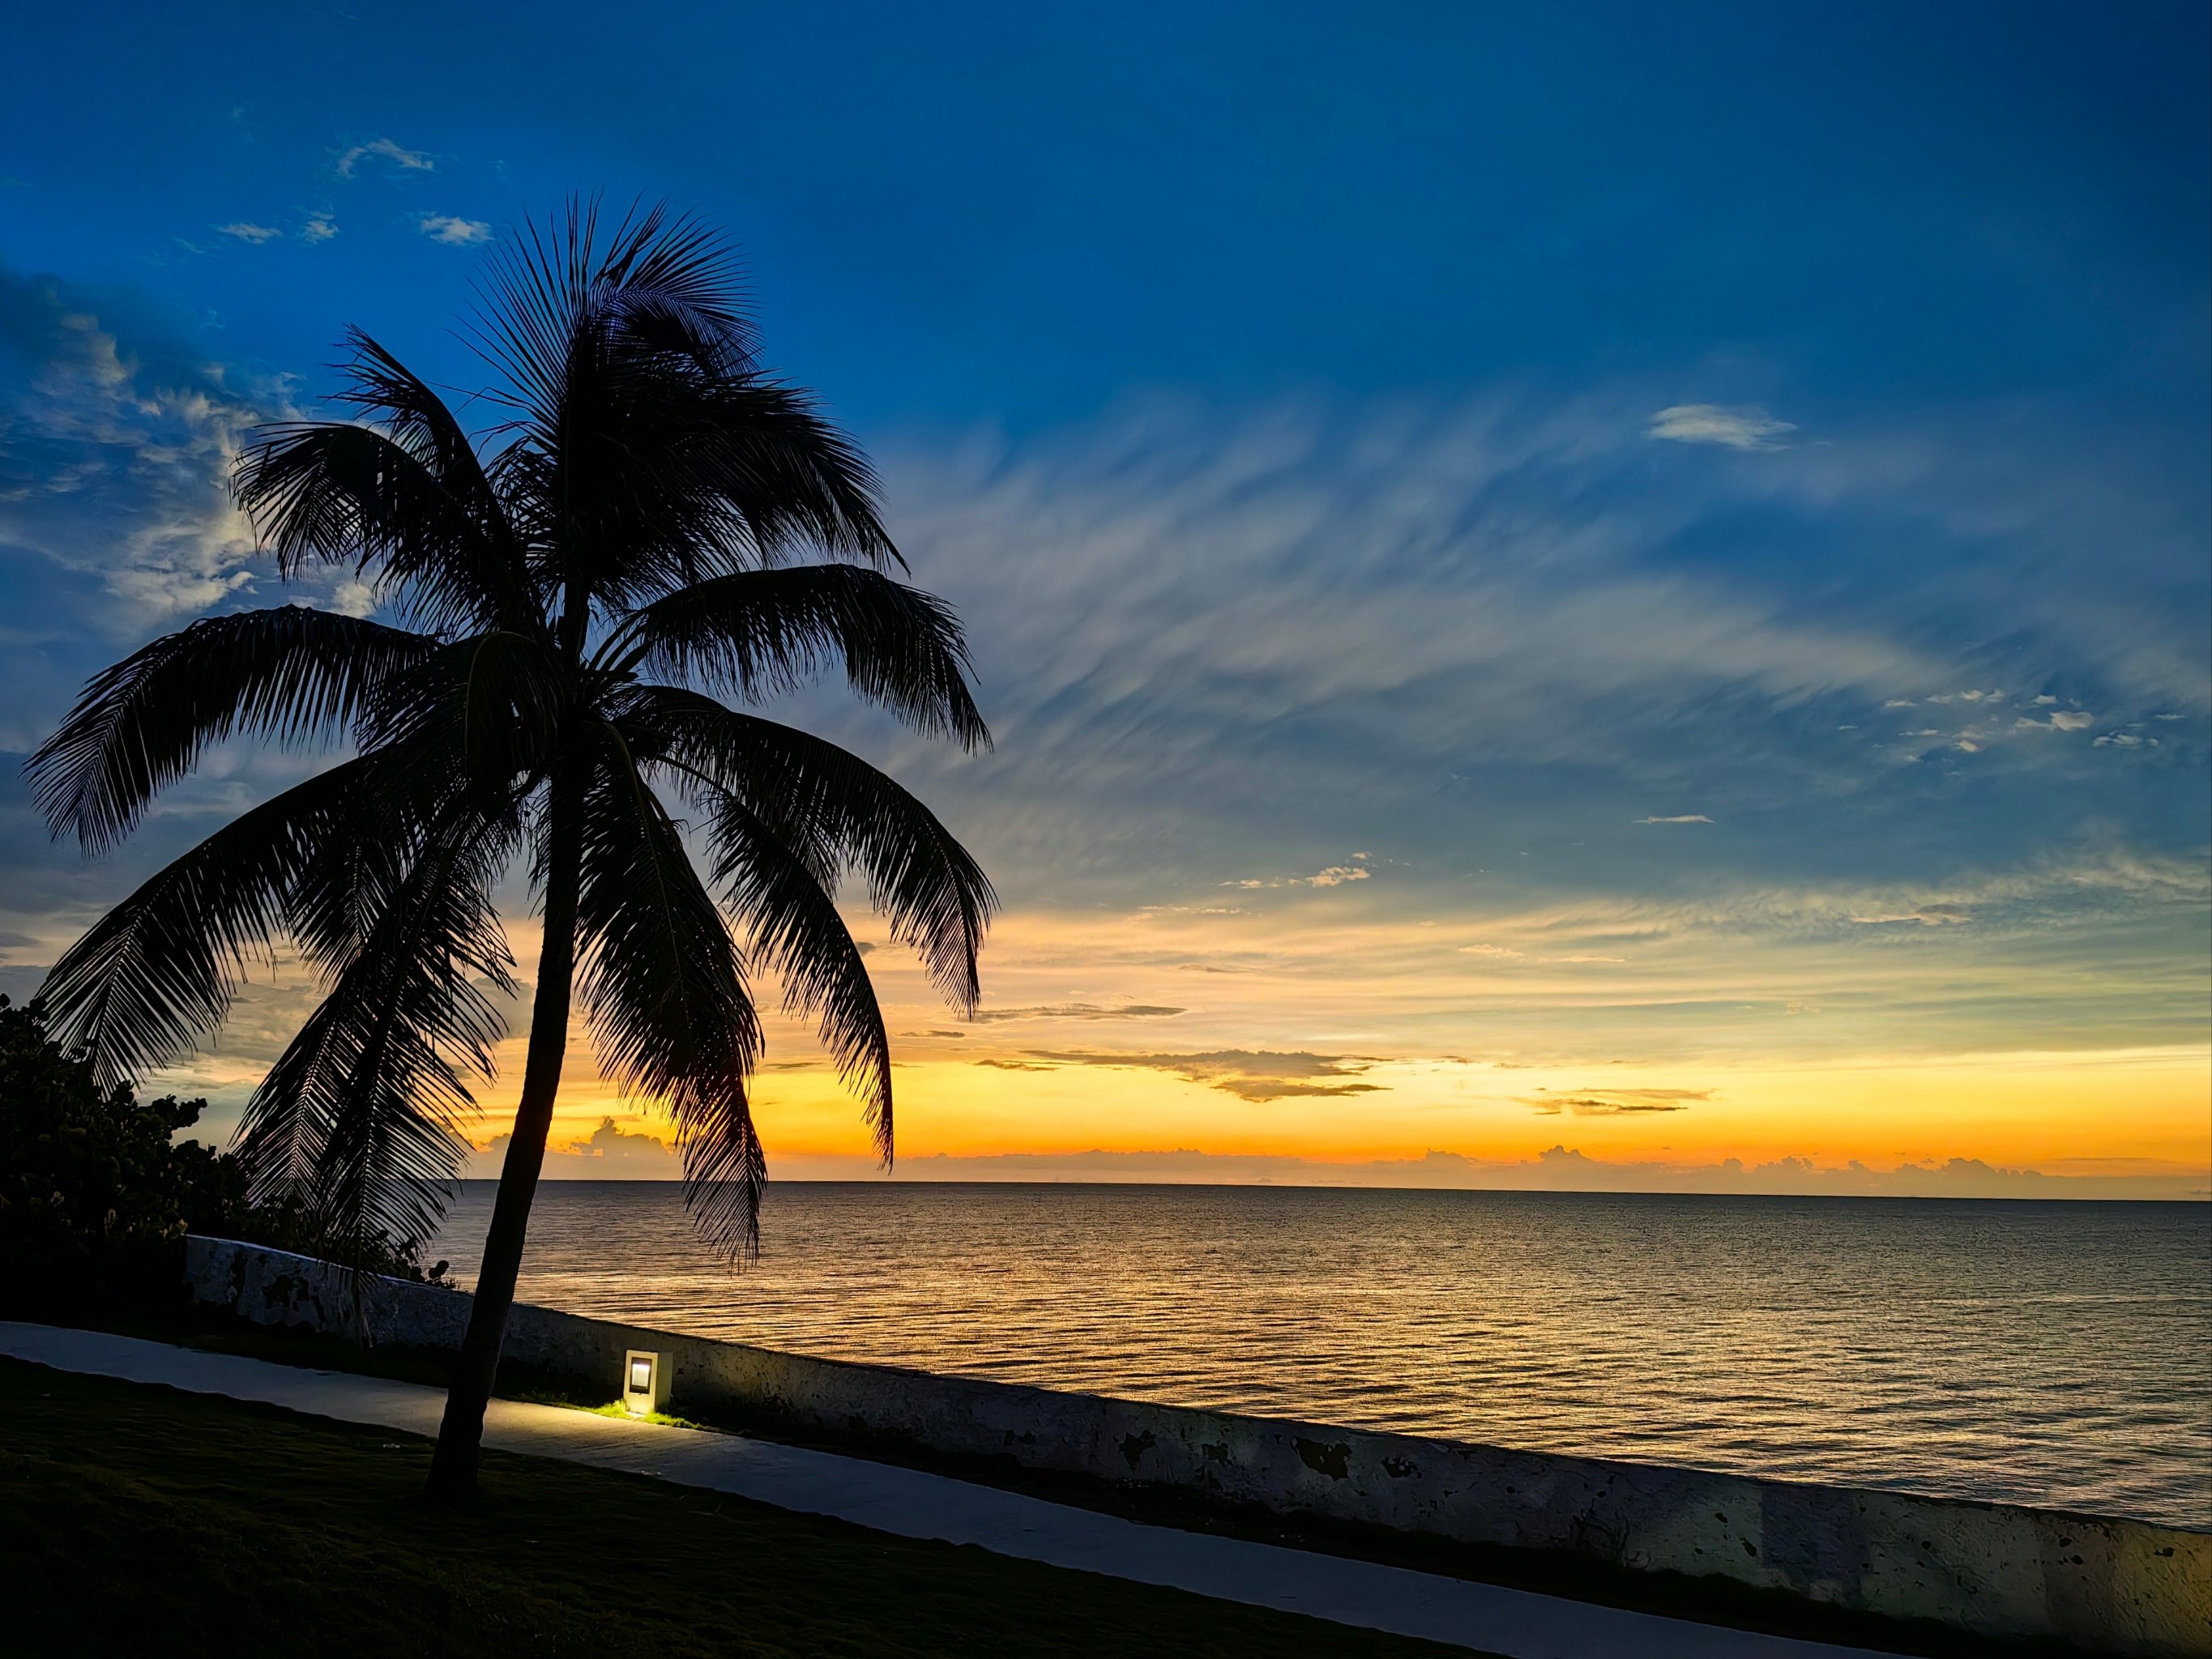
571, 720, 767, 1256
617, 564, 989, 748
280, 737, 523, 982
355, 629, 569, 786
331, 327, 529, 478
591, 203, 754, 377
25, 608, 436, 854
34, 757, 378, 1093
632, 373, 900, 576
708, 791, 893, 1162
237, 806, 518, 1261
468, 198, 750, 435
634, 688, 993, 1014
234, 404, 537, 638
675, 1075, 768, 1263
466, 202, 897, 620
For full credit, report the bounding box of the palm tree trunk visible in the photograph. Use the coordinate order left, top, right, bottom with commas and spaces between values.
424, 765, 583, 1497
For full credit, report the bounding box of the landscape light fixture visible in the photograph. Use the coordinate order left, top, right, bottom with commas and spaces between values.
622, 1349, 671, 1415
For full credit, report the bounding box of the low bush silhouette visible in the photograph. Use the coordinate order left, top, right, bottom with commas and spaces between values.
0, 996, 440, 1317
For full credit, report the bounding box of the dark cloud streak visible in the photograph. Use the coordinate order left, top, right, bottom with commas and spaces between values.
1013, 1048, 1387, 1102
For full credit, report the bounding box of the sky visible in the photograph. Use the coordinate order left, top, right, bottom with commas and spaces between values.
2, 2, 2206, 1197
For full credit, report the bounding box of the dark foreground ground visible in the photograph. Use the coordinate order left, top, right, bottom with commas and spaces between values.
0, 1357, 1471, 1658
6, 1312, 2094, 1659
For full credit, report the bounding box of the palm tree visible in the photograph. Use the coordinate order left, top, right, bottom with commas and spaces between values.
24, 203, 994, 1495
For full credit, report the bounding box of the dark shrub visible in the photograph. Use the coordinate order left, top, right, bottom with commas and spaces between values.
0, 996, 444, 1317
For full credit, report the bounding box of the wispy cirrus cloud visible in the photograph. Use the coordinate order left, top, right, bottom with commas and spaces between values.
1457, 942, 1625, 966
335, 137, 433, 177
214, 214, 341, 248
1646, 403, 1796, 450
1540, 849, 2202, 947
1298, 861, 1371, 887
839, 387, 2201, 950
1224, 853, 1374, 890
418, 213, 492, 246
853, 394, 1973, 919
968, 1003, 1187, 1023
2016, 709, 2094, 731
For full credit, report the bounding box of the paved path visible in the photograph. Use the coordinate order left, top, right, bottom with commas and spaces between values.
2, 1323, 1881, 1659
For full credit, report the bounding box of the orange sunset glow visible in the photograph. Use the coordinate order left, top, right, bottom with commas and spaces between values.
400, 894, 2201, 1196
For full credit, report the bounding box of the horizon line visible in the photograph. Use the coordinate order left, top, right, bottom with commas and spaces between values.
447, 1176, 2211, 1204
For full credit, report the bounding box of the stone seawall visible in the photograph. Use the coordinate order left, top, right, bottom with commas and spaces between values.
185, 1235, 2209, 1657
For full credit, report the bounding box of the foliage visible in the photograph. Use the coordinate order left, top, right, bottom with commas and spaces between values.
0, 996, 437, 1313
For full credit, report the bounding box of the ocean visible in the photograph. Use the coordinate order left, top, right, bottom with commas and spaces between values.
429, 1182, 2210, 1530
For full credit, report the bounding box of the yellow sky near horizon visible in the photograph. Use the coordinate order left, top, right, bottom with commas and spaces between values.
102, 881, 2211, 1191
454, 897, 2212, 1184
510, 1043, 2211, 1175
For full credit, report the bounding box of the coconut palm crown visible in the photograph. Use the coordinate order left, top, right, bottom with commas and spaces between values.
24, 203, 994, 1491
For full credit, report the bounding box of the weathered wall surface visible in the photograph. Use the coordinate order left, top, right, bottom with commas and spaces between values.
186, 1235, 2209, 1657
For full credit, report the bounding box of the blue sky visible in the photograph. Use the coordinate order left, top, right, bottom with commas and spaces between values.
7, 2, 2206, 428
2, 2, 2206, 1191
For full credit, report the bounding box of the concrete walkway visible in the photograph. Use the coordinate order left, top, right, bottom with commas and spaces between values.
2, 1323, 1882, 1659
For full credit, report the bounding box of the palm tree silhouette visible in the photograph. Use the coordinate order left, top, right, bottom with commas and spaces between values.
26, 203, 994, 1495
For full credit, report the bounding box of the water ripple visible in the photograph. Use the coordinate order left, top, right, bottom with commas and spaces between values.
431, 1183, 2212, 1529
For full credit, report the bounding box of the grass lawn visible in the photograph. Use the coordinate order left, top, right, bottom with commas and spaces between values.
0, 1357, 1471, 1657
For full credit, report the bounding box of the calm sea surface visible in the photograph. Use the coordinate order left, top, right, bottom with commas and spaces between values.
429, 1183, 2210, 1529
